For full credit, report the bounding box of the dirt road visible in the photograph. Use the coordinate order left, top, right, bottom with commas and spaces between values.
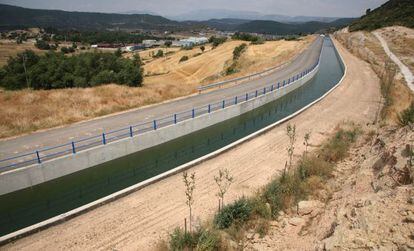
2, 38, 381, 250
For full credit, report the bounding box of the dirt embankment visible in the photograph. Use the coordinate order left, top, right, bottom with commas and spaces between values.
334, 27, 414, 124
0, 37, 313, 139
244, 124, 414, 251
1, 38, 381, 250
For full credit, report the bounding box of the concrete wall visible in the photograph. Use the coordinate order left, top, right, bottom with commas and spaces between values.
0, 64, 319, 196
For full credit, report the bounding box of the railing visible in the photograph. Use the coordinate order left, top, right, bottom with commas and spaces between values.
0, 59, 320, 171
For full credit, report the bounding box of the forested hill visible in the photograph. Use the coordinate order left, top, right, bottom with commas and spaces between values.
349, 0, 414, 31
0, 4, 187, 30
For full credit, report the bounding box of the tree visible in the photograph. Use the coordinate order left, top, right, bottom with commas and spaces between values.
154, 49, 164, 58
114, 48, 122, 57
365, 8, 371, 15
286, 123, 296, 169
200, 46, 205, 53
303, 132, 311, 156
182, 171, 196, 233
164, 40, 172, 54
214, 169, 234, 210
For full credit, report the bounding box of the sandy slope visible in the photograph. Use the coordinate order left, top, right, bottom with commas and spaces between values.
2, 38, 381, 251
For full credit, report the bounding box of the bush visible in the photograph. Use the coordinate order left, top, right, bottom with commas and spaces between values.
233, 43, 247, 60
179, 55, 189, 62
398, 102, 414, 126
214, 197, 252, 229
297, 156, 333, 181
154, 49, 164, 58
0, 50, 143, 90
209, 36, 227, 48
169, 227, 220, 251
35, 39, 51, 50
232, 32, 260, 42
319, 127, 360, 162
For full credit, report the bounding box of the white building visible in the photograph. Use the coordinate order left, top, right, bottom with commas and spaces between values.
173, 37, 209, 48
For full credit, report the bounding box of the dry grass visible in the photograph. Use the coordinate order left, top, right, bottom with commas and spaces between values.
0, 37, 314, 139
0, 40, 44, 66
334, 28, 413, 124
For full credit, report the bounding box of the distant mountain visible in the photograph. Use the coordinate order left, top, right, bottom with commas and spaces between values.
0, 4, 189, 31
349, 0, 414, 31
169, 8, 344, 23
199, 18, 356, 35
118, 10, 159, 16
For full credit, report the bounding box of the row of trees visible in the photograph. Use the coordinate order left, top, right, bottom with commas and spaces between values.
0, 50, 143, 90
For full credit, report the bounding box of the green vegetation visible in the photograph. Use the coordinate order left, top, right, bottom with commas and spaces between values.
35, 39, 57, 50
179, 55, 189, 63
209, 36, 227, 48
169, 227, 221, 251
153, 49, 164, 58
0, 50, 143, 90
349, 0, 414, 31
232, 32, 264, 44
232, 43, 247, 61
214, 197, 252, 229
398, 102, 414, 126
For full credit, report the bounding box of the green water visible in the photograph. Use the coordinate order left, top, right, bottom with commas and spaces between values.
0, 37, 344, 236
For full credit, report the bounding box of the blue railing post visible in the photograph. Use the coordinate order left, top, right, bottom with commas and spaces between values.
245, 93, 248, 101
255, 90, 258, 97
129, 126, 133, 137
36, 150, 41, 164
263, 87, 266, 94
192, 108, 195, 118
222, 100, 225, 108
208, 104, 211, 113
271, 85, 274, 91
283, 80, 285, 86
277, 82, 280, 89
153, 120, 157, 130
235, 96, 238, 104
102, 133, 106, 145
71, 141, 76, 154
174, 114, 177, 124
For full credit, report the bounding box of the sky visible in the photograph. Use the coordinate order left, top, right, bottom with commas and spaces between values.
0, 0, 389, 18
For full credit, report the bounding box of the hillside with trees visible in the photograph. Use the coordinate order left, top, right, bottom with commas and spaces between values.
349, 0, 414, 31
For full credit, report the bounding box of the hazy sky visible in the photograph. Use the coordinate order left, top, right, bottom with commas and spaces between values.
0, 0, 388, 17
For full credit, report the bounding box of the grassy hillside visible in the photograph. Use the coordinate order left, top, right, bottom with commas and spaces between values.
349, 0, 414, 31
0, 4, 188, 30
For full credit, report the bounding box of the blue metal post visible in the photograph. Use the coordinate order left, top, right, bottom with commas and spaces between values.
102, 133, 106, 145
36, 150, 41, 164
174, 114, 177, 124
192, 108, 195, 118
245, 93, 248, 101
71, 141, 76, 154
208, 104, 211, 113
255, 90, 258, 97
222, 100, 225, 108
153, 120, 157, 130
283, 80, 285, 86
277, 82, 280, 89
263, 87, 266, 94
235, 96, 238, 104
271, 85, 274, 91
129, 126, 133, 137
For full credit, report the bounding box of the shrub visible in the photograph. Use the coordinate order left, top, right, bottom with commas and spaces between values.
154, 49, 164, 58
168, 227, 220, 251
297, 156, 333, 181
232, 32, 260, 42
34, 39, 51, 50
214, 197, 252, 229
233, 43, 247, 61
179, 55, 189, 62
398, 102, 414, 126
319, 127, 360, 162
209, 36, 227, 48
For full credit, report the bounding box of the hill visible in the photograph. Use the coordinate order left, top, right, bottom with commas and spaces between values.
235, 18, 355, 35
0, 4, 188, 31
349, 0, 414, 31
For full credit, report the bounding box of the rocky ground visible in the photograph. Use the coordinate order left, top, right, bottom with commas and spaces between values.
244, 125, 414, 250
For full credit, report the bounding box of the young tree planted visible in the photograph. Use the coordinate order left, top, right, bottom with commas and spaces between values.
303, 132, 311, 155
214, 168, 234, 210
286, 123, 297, 169
182, 171, 196, 232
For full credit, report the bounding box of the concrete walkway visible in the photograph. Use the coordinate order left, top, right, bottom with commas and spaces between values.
373, 31, 414, 92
